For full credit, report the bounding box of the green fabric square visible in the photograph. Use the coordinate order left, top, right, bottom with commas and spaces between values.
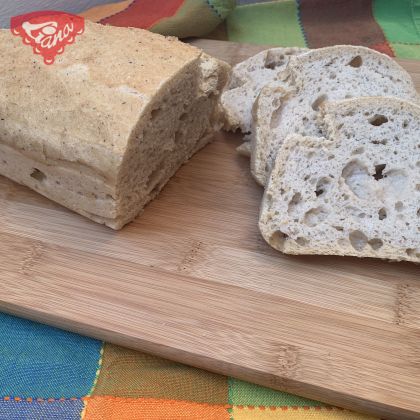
229, 378, 324, 407
391, 42, 420, 59
373, 0, 420, 44
226, 1, 306, 47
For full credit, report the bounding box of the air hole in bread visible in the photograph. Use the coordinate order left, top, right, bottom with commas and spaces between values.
150, 107, 163, 120
348, 56, 363, 68
406, 248, 420, 258
272, 98, 280, 107
333, 225, 344, 231
296, 237, 308, 246
378, 207, 387, 220
315, 177, 331, 197
373, 164, 386, 181
264, 61, 279, 70
328, 155, 335, 160
269, 231, 288, 251
395, 201, 404, 211
342, 160, 370, 199
287, 192, 302, 215
351, 147, 364, 155
303, 206, 328, 227
402, 120, 409, 128
417, 208, 420, 217
228, 74, 246, 89
30, 168, 46, 182
371, 139, 388, 145
349, 230, 368, 251
270, 103, 284, 129
264, 52, 285, 70
368, 238, 383, 250
369, 115, 388, 126
311, 94, 328, 111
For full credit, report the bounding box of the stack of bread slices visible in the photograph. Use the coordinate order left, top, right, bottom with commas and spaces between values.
221, 46, 420, 262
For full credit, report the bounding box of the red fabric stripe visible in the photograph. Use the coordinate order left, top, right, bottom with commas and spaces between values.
100, 0, 185, 29
299, 0, 392, 54
370, 42, 395, 57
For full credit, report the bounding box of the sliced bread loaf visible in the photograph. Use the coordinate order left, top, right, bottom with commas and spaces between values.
251, 46, 420, 186
0, 22, 229, 229
259, 97, 420, 262
220, 47, 307, 134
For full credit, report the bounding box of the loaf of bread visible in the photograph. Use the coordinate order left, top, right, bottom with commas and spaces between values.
259, 97, 420, 262
220, 47, 306, 134
251, 46, 420, 186
0, 22, 229, 229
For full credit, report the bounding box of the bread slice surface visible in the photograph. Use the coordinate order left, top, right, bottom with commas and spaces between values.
259, 96, 420, 262
251, 46, 420, 186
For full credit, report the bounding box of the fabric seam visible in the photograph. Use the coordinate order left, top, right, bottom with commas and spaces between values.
98, 0, 137, 23
205, 0, 224, 19
81, 342, 105, 419
0, 396, 346, 412
1, 397, 81, 403
296, 0, 309, 48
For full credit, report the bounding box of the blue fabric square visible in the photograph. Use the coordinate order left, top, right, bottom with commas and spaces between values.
0, 313, 101, 398
0, 398, 84, 420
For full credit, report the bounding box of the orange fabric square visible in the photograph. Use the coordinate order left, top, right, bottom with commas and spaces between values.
82, 396, 230, 420
93, 344, 228, 404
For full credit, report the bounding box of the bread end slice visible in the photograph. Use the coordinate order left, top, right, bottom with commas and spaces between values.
220, 47, 307, 133
250, 82, 293, 186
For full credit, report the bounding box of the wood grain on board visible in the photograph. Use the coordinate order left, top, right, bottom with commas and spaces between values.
0, 40, 419, 419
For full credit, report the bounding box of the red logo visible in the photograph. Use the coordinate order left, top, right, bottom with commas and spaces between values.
10, 11, 85, 65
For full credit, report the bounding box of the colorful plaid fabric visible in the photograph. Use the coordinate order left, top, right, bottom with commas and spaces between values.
214, 0, 420, 59
0, 1, 417, 418
0, 312, 377, 419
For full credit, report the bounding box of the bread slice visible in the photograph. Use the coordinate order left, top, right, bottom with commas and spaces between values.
220, 47, 307, 134
0, 22, 229, 229
251, 46, 420, 186
259, 97, 420, 262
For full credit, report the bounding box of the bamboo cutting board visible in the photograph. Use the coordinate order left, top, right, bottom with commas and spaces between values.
0, 40, 420, 419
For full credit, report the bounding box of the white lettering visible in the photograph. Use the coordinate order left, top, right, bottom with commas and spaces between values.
21, 20, 74, 50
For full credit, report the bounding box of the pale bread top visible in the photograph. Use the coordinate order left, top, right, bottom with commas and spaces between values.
251, 45, 420, 185
220, 47, 307, 133
259, 96, 420, 262
0, 22, 201, 178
